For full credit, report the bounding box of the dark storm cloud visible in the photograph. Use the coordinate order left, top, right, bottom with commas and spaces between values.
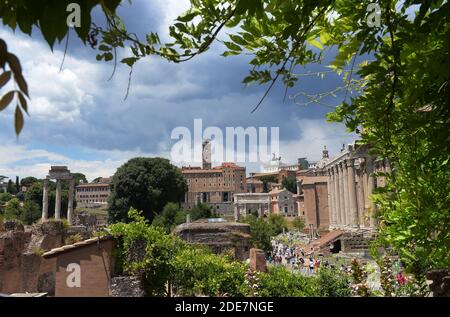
0, 0, 349, 158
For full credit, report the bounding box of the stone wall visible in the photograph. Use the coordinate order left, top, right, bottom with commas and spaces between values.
0, 220, 93, 295
426, 269, 450, 297
110, 276, 145, 297
73, 211, 107, 230
26, 222, 65, 253
341, 232, 375, 253
173, 221, 252, 261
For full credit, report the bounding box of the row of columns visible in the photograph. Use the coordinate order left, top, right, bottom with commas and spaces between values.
41, 178, 75, 224
327, 157, 378, 230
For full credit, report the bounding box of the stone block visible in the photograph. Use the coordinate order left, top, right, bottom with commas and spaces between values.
250, 248, 267, 273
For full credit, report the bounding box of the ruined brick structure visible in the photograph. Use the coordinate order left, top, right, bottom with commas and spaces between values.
173, 219, 252, 261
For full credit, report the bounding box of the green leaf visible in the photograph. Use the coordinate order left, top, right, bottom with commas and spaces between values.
229, 34, 247, 46
121, 57, 138, 67
319, 32, 331, 45
177, 11, 198, 23
99, 44, 111, 51
102, 0, 122, 14
308, 39, 323, 50
222, 51, 241, 57
223, 41, 242, 52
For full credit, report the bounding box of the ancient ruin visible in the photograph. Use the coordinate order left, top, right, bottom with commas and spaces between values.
42, 166, 75, 225
173, 219, 252, 261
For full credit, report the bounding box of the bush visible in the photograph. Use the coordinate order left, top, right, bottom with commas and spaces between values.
20, 201, 41, 225
268, 214, 288, 235
188, 203, 213, 221
258, 266, 318, 297
172, 246, 250, 296
243, 215, 273, 252
0, 192, 13, 204
243, 214, 288, 252
315, 267, 352, 297
152, 202, 186, 233
4, 198, 21, 220
108, 208, 185, 296
65, 233, 83, 245
291, 217, 305, 231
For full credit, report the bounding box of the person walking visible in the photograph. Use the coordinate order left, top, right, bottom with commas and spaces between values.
309, 257, 315, 274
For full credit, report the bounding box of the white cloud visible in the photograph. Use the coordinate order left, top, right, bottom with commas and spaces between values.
0, 29, 102, 122
0, 142, 167, 182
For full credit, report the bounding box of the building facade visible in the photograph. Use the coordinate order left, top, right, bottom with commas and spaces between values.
296, 176, 330, 231
75, 178, 112, 209
269, 188, 297, 217
322, 143, 388, 231
234, 188, 297, 220
182, 140, 246, 215
233, 193, 271, 219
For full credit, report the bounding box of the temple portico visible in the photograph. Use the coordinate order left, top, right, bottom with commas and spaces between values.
323, 143, 387, 231
41, 166, 75, 225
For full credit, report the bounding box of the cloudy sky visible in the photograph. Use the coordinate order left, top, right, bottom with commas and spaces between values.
0, 0, 357, 181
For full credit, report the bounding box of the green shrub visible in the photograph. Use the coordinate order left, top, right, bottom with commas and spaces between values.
65, 233, 83, 245
172, 246, 250, 296
33, 247, 45, 256
315, 267, 351, 297
258, 266, 318, 297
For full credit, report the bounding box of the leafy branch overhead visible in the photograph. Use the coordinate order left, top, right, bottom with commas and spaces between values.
0, 0, 123, 135
0, 39, 29, 135
96, 0, 450, 274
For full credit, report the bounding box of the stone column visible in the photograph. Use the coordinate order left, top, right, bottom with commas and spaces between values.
67, 179, 75, 225
333, 165, 341, 228
367, 159, 377, 228
41, 178, 49, 222
338, 163, 345, 228
55, 179, 62, 220
296, 180, 302, 196
326, 169, 334, 229
234, 204, 239, 221
357, 168, 365, 227
346, 159, 359, 228
342, 161, 350, 226
329, 168, 337, 228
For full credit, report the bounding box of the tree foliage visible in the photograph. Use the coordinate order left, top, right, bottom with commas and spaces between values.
152, 202, 186, 233
281, 176, 297, 194
0, 1, 122, 134
4, 197, 21, 220
20, 176, 38, 188
20, 200, 41, 225
108, 208, 250, 297
243, 214, 287, 252
258, 265, 317, 297
259, 175, 278, 193
188, 203, 214, 221
172, 245, 250, 296
315, 267, 352, 297
108, 157, 187, 223
291, 217, 306, 231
